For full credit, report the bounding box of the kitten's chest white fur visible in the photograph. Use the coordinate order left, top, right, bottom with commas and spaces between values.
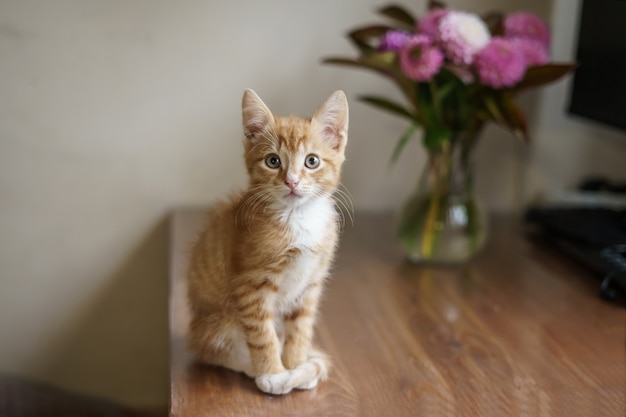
286, 197, 333, 248
274, 197, 334, 314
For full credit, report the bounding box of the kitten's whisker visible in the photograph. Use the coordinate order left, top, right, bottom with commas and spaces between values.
308, 186, 352, 229
336, 184, 355, 213
334, 199, 347, 230
334, 185, 355, 225
332, 194, 353, 227
315, 184, 354, 227
333, 189, 353, 212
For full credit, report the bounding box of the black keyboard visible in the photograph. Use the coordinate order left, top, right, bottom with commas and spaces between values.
525, 207, 626, 304
526, 207, 626, 248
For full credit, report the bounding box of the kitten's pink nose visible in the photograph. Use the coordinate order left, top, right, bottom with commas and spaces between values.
285, 179, 299, 190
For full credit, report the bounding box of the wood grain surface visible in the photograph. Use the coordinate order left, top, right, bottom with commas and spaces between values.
169, 209, 626, 417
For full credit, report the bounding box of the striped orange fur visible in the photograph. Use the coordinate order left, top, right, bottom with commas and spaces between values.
187, 89, 349, 395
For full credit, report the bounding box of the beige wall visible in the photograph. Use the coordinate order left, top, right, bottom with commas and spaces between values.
0, 0, 624, 408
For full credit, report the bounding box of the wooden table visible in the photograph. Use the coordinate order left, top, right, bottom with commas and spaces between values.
169, 210, 626, 417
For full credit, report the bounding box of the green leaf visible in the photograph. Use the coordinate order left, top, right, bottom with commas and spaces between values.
378, 5, 416, 27
422, 126, 451, 149
348, 25, 392, 53
390, 124, 418, 165
499, 92, 528, 141
349, 25, 392, 41
514, 63, 577, 91
324, 54, 417, 110
482, 94, 506, 125
363, 50, 397, 66
358, 95, 417, 122
481, 92, 528, 141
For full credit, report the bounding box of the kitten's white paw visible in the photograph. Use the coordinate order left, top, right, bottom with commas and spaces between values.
295, 377, 318, 390
306, 349, 330, 381
291, 355, 327, 391
255, 372, 294, 395
255, 351, 330, 395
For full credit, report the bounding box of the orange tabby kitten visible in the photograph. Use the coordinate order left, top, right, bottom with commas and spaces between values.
187, 89, 349, 395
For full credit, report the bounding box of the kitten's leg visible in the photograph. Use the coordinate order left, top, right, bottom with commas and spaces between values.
282, 282, 323, 369
234, 278, 298, 394
235, 276, 328, 395
238, 309, 284, 369
281, 283, 331, 390
242, 315, 301, 394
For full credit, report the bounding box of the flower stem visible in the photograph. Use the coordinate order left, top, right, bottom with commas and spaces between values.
420, 140, 451, 258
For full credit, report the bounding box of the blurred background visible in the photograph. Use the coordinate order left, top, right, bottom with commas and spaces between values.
0, 0, 624, 410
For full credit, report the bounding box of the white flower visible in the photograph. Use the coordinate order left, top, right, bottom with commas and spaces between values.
438, 11, 491, 65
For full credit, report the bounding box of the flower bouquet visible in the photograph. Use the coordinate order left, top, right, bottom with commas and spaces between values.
324, 1, 576, 264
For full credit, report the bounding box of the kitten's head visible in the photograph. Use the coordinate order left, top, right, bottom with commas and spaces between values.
241, 89, 349, 209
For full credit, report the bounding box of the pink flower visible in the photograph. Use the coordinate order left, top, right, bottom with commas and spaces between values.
399, 35, 444, 82
378, 30, 411, 52
504, 12, 550, 50
512, 38, 549, 66
438, 11, 491, 65
416, 8, 450, 39
474, 37, 527, 88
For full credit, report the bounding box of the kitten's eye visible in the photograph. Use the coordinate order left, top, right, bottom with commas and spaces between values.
265, 154, 281, 169
305, 154, 320, 169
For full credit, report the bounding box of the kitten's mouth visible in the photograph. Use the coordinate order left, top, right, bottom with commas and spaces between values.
285, 190, 301, 198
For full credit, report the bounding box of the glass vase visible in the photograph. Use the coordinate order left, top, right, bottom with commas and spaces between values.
396, 136, 487, 264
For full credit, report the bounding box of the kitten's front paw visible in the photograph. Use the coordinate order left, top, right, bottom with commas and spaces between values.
293, 351, 329, 390
255, 351, 330, 395
305, 349, 330, 381
295, 377, 319, 390
255, 372, 293, 395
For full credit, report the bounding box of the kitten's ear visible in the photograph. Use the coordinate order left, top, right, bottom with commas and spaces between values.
242, 89, 274, 143
311, 90, 349, 152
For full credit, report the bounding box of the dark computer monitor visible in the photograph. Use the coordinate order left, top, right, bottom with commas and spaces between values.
568, 0, 626, 132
